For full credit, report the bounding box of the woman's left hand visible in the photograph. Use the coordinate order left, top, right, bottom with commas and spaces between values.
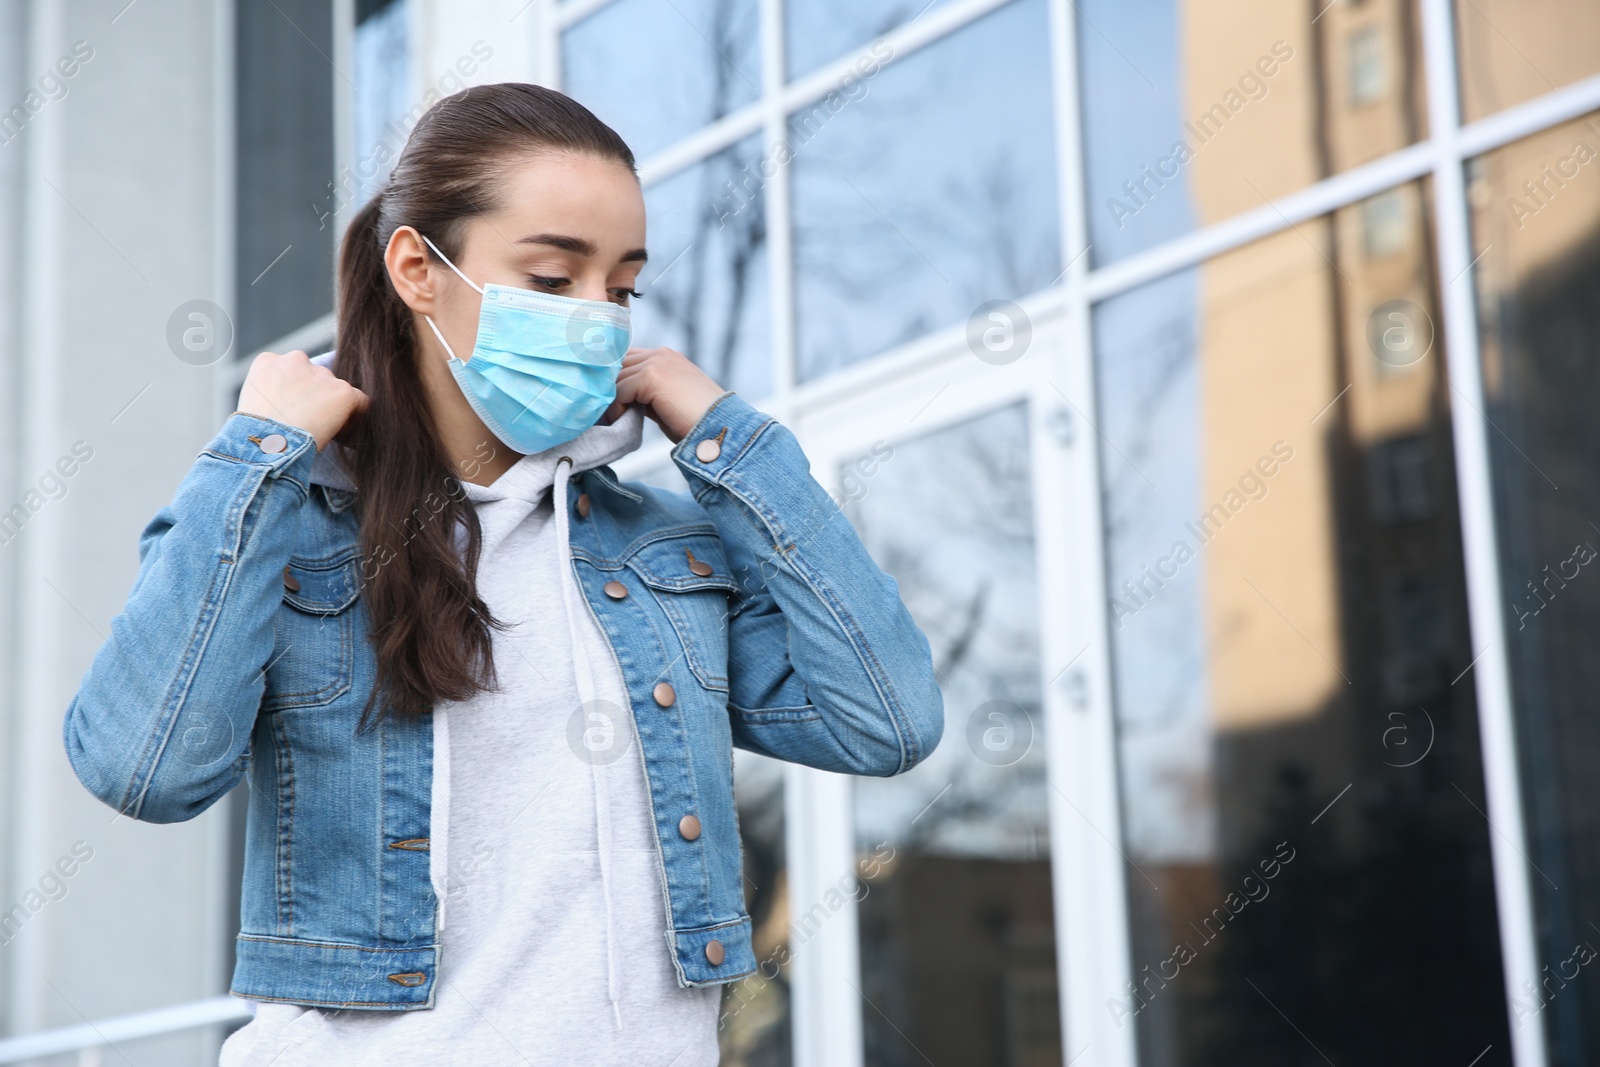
602, 346, 729, 442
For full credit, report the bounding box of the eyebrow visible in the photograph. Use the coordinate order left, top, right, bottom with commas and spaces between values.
516, 232, 649, 264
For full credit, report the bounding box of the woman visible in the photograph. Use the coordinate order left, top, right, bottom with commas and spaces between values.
62, 82, 943, 1064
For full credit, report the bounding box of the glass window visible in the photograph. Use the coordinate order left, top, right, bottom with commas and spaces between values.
633, 136, 772, 400
1093, 182, 1510, 1065
843, 404, 1061, 1067
352, 0, 410, 206
1468, 111, 1600, 1067
235, 0, 337, 355
562, 0, 761, 162
1078, 0, 1427, 265
1456, 0, 1600, 123
785, 0, 952, 80
1360, 186, 1411, 260
1346, 24, 1387, 107
790, 0, 1060, 382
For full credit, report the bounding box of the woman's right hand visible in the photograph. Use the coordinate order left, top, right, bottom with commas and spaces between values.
237, 350, 369, 450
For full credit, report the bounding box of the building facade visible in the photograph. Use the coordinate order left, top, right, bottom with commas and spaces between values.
2, 1, 1600, 1065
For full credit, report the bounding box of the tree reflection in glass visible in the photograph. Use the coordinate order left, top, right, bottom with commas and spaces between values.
842, 404, 1062, 1067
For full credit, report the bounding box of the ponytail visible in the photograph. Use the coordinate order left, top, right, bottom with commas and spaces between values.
332, 83, 635, 729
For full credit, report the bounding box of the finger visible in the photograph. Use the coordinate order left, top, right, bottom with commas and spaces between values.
614, 363, 647, 392
613, 374, 639, 406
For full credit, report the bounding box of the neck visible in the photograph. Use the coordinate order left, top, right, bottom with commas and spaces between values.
416, 338, 520, 487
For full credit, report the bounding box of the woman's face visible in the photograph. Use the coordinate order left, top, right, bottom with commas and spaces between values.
387, 149, 647, 453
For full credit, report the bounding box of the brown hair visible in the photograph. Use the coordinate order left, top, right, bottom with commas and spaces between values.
334, 82, 636, 729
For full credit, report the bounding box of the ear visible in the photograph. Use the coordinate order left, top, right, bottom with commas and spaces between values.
386, 225, 441, 315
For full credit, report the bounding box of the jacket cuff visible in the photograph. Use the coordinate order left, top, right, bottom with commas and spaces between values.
669, 391, 777, 491
204, 412, 319, 496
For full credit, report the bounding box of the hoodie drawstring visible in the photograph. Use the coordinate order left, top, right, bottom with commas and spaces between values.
552, 457, 624, 1032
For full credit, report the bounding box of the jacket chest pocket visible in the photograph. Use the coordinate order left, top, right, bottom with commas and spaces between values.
625, 532, 739, 692
262, 553, 362, 711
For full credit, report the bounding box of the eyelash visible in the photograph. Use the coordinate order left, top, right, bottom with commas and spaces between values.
528, 276, 644, 304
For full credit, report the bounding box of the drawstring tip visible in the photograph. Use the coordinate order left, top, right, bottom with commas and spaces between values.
611, 1000, 623, 1032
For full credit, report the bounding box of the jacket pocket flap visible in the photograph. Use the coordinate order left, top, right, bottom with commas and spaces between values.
283, 555, 362, 614
624, 531, 739, 595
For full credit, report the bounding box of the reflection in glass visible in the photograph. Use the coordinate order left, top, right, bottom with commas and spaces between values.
1456, 1, 1600, 123
785, 0, 951, 80
562, 0, 760, 162
634, 136, 772, 400
352, 0, 410, 206
790, 0, 1059, 381
1469, 111, 1600, 1067
843, 405, 1061, 1067
1095, 182, 1509, 1065
1078, 0, 1426, 265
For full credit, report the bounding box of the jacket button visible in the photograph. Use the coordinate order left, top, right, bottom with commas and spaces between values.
259, 433, 288, 454
695, 438, 721, 462
576, 493, 591, 518
603, 580, 628, 599
282, 567, 301, 593
688, 558, 713, 577
678, 814, 701, 841
653, 681, 676, 707
704, 939, 724, 966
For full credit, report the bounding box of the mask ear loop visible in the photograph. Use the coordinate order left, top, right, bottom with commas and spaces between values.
416, 231, 483, 363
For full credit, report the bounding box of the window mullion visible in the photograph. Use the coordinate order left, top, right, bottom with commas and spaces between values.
1418, 4, 1547, 1067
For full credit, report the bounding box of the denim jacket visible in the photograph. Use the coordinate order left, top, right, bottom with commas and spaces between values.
62, 388, 943, 1010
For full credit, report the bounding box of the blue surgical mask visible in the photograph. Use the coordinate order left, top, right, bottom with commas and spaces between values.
417, 232, 631, 456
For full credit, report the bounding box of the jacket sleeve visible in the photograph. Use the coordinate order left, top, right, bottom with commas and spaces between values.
62, 412, 321, 823
669, 391, 944, 776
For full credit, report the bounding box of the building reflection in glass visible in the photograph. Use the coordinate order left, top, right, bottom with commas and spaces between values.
1079, 0, 1427, 264
1095, 180, 1510, 1065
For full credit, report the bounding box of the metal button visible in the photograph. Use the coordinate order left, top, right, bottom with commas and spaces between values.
695, 438, 721, 463
603, 580, 628, 599
688, 557, 713, 577
679, 814, 701, 841
704, 939, 725, 966
282, 567, 301, 593
576, 493, 591, 518
259, 433, 288, 454
653, 681, 676, 707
